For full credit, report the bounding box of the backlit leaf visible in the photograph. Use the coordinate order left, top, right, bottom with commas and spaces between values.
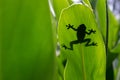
58, 4, 106, 80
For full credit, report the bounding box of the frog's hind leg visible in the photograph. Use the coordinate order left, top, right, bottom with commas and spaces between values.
62, 44, 68, 50
83, 38, 91, 46
69, 40, 79, 50
84, 38, 97, 46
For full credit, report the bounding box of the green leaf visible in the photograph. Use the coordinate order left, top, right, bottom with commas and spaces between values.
56, 55, 67, 80
51, 0, 91, 21
69, 0, 92, 8
89, 0, 98, 10
108, 10, 119, 50
83, 0, 92, 8
96, 0, 119, 50
0, 0, 55, 80
96, 0, 106, 39
58, 4, 106, 80
111, 42, 120, 53
51, 0, 70, 20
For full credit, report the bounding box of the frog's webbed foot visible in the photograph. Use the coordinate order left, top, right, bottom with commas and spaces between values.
66, 24, 74, 29
91, 42, 97, 46
62, 44, 68, 50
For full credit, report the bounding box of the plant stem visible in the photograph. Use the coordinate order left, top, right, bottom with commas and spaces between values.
105, 0, 114, 80
105, 0, 109, 56
105, 0, 109, 79
106, 64, 114, 80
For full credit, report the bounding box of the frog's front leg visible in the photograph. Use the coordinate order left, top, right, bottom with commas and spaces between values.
66, 24, 77, 31
66, 24, 74, 29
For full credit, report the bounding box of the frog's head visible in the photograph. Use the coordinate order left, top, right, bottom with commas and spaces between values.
78, 24, 86, 30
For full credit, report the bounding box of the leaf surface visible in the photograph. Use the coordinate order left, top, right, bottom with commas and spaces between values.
58, 4, 106, 80
0, 0, 55, 80
96, 0, 119, 50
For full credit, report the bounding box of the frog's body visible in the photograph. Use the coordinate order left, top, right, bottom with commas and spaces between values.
77, 24, 86, 42
62, 24, 97, 50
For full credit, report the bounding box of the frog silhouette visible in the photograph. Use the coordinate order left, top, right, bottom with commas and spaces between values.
62, 24, 97, 50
